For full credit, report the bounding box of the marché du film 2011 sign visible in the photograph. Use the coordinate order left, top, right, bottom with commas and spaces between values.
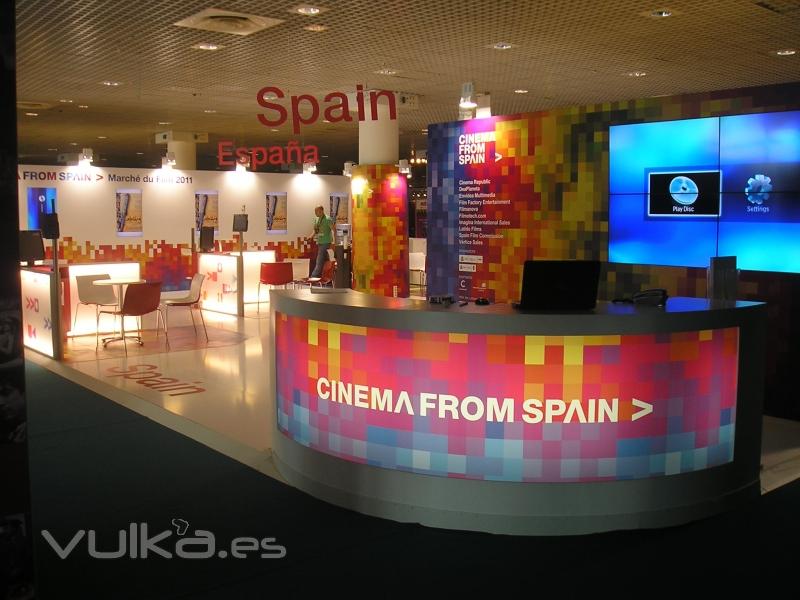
276, 314, 740, 483
217, 85, 397, 171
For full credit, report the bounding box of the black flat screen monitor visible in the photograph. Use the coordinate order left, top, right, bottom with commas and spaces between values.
514, 260, 601, 311
232, 213, 248, 233
199, 226, 215, 252
19, 230, 46, 265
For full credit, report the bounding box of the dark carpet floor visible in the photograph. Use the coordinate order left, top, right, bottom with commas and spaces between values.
26, 362, 798, 597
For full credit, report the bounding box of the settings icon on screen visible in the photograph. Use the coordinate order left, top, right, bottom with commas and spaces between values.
745, 174, 772, 205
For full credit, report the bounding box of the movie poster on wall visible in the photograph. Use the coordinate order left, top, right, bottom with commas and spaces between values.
115, 189, 143, 237
266, 192, 288, 233
26, 187, 57, 230
427, 117, 528, 303
329, 193, 349, 226
195, 191, 219, 231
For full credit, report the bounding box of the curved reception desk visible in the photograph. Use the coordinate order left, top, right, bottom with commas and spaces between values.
269, 290, 766, 535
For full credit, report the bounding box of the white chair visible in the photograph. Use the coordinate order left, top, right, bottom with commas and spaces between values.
74, 274, 118, 332
409, 252, 426, 294
160, 273, 207, 341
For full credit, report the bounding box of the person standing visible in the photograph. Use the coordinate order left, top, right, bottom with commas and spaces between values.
308, 205, 333, 277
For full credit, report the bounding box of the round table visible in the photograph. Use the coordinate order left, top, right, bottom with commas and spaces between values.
93, 278, 145, 346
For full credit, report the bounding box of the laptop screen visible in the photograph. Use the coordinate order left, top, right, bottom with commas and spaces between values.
516, 260, 601, 310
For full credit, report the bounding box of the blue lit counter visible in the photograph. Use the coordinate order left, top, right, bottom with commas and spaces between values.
270, 290, 766, 535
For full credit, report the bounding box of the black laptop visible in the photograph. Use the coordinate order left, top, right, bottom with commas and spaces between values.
513, 260, 601, 311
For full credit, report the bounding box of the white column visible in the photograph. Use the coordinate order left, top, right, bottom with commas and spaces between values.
167, 140, 196, 170
359, 102, 398, 165
154, 131, 208, 170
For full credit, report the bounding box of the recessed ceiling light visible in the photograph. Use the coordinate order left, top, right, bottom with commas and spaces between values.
421, 129, 428, 133
25, 112, 38, 116
626, 71, 647, 77
514, 89, 529, 94
191, 42, 224, 50
491, 41, 513, 50
78, 104, 89, 109
101, 80, 122, 86
203, 109, 217, 113
58, 99, 73, 103
69, 142, 78, 146
295, 5, 322, 15
158, 121, 172, 125
136, 152, 144, 155
97, 136, 107, 139
263, 91, 279, 100
650, 9, 672, 17
322, 119, 331, 123
47, 148, 58, 151
374, 68, 398, 76
270, 128, 279, 132
775, 49, 797, 56
304, 24, 328, 32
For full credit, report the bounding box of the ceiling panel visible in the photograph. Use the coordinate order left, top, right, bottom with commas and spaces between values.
15, 0, 800, 172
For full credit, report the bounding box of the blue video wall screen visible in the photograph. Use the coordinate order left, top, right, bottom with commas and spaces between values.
609, 110, 800, 273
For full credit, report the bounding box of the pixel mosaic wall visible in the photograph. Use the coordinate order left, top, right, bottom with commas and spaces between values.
427, 81, 800, 417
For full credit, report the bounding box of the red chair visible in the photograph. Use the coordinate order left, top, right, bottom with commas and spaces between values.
258, 262, 295, 313
294, 259, 336, 289
97, 281, 166, 355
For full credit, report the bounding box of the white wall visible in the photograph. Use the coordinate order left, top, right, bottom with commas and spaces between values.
17, 165, 350, 246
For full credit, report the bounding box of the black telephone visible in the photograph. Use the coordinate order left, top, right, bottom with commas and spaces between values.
632, 288, 668, 306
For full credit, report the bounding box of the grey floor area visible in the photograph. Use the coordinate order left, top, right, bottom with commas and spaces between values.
26, 362, 799, 597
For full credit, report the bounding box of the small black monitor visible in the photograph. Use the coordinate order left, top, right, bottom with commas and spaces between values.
514, 260, 601, 311
41, 212, 60, 240
232, 213, 248, 233
19, 230, 46, 265
199, 226, 215, 252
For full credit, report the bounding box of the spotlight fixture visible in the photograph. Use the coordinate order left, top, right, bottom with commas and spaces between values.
775, 49, 796, 56
58, 99, 73, 103
514, 89, 529, 94
295, 5, 321, 15
161, 151, 176, 169
78, 148, 93, 167
25, 112, 38, 116
303, 162, 317, 174
397, 159, 411, 177
191, 42, 224, 50
491, 41, 513, 50
650, 9, 672, 17
409, 147, 427, 165
78, 105, 89, 109
343, 161, 355, 177
459, 82, 477, 109
233, 153, 251, 172
304, 24, 328, 32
